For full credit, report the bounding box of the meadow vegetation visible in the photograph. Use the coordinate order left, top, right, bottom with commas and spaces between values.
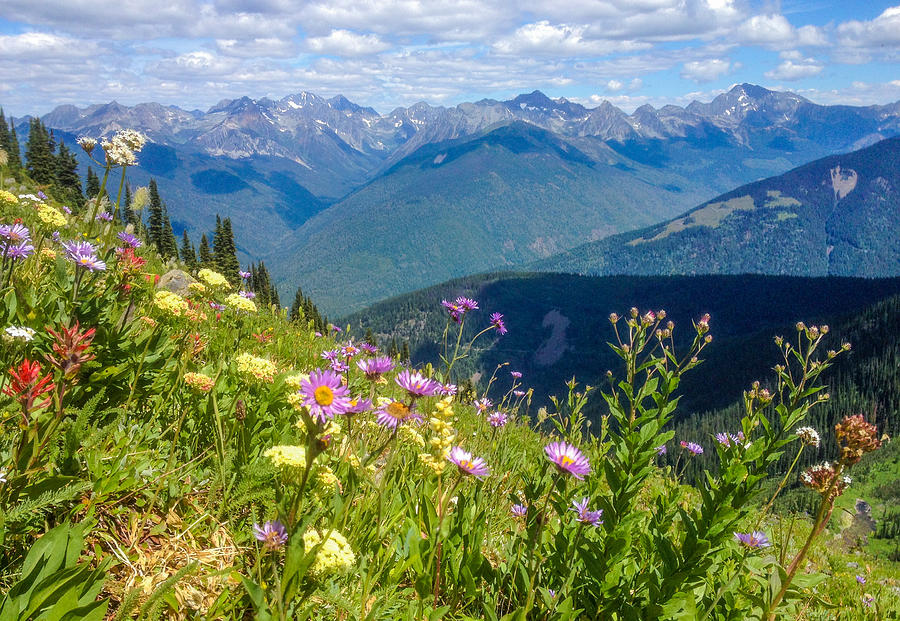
0, 132, 897, 619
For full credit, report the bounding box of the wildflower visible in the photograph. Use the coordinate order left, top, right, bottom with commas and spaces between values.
473, 397, 492, 413
680, 441, 704, 455
239, 270, 251, 279
441, 383, 457, 396
239, 290, 256, 299
197, 268, 230, 288
4, 241, 34, 260
715, 432, 744, 448
284, 374, 308, 390
0, 223, 30, 243
801, 462, 850, 499
77, 136, 97, 153
37, 205, 67, 228
225, 293, 256, 313
545, 441, 591, 480
357, 356, 394, 380
511, 504, 528, 518
62, 240, 106, 271
447, 446, 490, 477
795, 426, 821, 448
341, 342, 359, 358
0, 469, 6, 484
45, 322, 96, 378
395, 369, 442, 398
856, 575, 866, 585
656, 444, 667, 456
863, 594, 875, 608
490, 312, 507, 335
4, 326, 35, 341
360, 342, 378, 354
302, 529, 356, 577
321, 349, 339, 362
235, 353, 277, 383
441, 296, 478, 322
208, 302, 225, 311
330, 360, 348, 373
253, 521, 288, 550
487, 411, 508, 428
734, 531, 771, 549
376, 400, 420, 429
0, 190, 15, 204
188, 282, 207, 295
96, 211, 113, 222
265, 445, 308, 470
835, 414, 882, 465
344, 397, 372, 415
184, 372, 215, 392
571, 497, 603, 526
301, 369, 351, 422
513, 390, 526, 397
511, 371, 522, 379
3, 359, 55, 414
116, 231, 142, 248
397, 424, 425, 448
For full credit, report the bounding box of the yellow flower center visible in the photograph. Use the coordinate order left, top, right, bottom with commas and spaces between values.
386, 401, 409, 419
560, 456, 574, 468
314, 385, 334, 406
459, 459, 472, 470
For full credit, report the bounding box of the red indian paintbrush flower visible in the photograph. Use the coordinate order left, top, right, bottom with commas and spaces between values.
45, 321, 96, 379
3, 359, 55, 418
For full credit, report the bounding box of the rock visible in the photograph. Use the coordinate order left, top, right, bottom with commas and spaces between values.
157, 269, 196, 296
846, 562, 859, 569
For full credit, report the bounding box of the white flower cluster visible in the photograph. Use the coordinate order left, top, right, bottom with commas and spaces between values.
795, 426, 821, 448
5, 326, 36, 341
77, 136, 97, 153
99, 129, 147, 167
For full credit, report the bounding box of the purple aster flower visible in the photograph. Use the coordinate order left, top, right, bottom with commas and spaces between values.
447, 446, 490, 477
330, 360, 349, 374
239, 290, 256, 299
0, 223, 31, 243
341, 342, 359, 358
856, 575, 866, 585
314, 331, 322, 337
490, 312, 507, 335
511, 371, 522, 379
253, 521, 288, 550
441, 383, 458, 396
37, 191, 47, 200
548, 589, 556, 599
456, 297, 478, 312
116, 231, 142, 248
863, 595, 875, 608
395, 369, 442, 398
656, 444, 667, 456
300, 369, 351, 423
331, 325, 341, 333
487, 411, 508, 428
511, 503, 528, 518
61, 205, 72, 215
441, 299, 462, 322
733, 531, 771, 549
209, 302, 225, 311
96, 211, 113, 222
62, 240, 106, 271
513, 390, 526, 397
473, 397, 492, 413
715, 432, 746, 448
4, 241, 34, 260
345, 397, 372, 415
52, 231, 61, 242
680, 441, 704, 455
321, 349, 340, 362
239, 270, 251, 279
357, 355, 394, 380
571, 497, 603, 526
441, 296, 478, 322
361, 342, 378, 355
545, 441, 591, 480
375, 400, 421, 429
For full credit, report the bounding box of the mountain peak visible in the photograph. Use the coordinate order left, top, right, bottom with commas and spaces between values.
507, 90, 555, 110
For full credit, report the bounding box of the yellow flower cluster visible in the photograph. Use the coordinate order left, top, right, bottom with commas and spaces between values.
225, 293, 257, 313
287, 391, 305, 412
188, 282, 207, 294
311, 465, 342, 502
264, 445, 308, 470
235, 352, 277, 383
398, 425, 425, 448
0, 190, 17, 205
184, 372, 215, 392
302, 530, 356, 577
40, 247, 57, 260
154, 290, 189, 316
197, 268, 230, 289
37, 204, 68, 228
284, 374, 308, 390
418, 396, 457, 475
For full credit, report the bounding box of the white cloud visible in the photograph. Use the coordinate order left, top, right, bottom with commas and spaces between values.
216, 37, 297, 58
307, 30, 391, 56
606, 79, 624, 91
493, 21, 648, 56
764, 56, 823, 80
837, 5, 900, 48
680, 58, 732, 82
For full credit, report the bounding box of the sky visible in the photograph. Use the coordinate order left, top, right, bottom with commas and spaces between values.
1, 0, 899, 117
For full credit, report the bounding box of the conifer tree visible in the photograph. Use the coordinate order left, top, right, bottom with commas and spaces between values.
401, 341, 410, 363
290, 285, 305, 321
122, 183, 135, 225
25, 118, 55, 185
160, 206, 179, 261
389, 339, 400, 359
365, 328, 376, 348
216, 217, 240, 284
54, 142, 83, 207
0, 109, 18, 178
270, 284, 280, 308
85, 167, 100, 199
198, 234, 213, 268
8, 120, 21, 171
180, 231, 197, 271
146, 179, 164, 251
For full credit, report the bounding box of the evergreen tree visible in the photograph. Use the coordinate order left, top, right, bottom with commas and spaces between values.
401, 341, 410, 363
0, 109, 18, 178
146, 179, 164, 251
25, 118, 55, 185
54, 142, 83, 207
216, 218, 240, 284
122, 183, 135, 225
198, 234, 213, 268
389, 339, 400, 359
7, 120, 21, 171
365, 328, 376, 348
180, 231, 197, 271
85, 167, 100, 199
290, 285, 305, 321
212, 216, 225, 271
270, 284, 280, 308
160, 206, 179, 261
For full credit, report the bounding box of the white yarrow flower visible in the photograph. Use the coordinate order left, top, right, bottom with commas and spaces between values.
796, 426, 821, 448
5, 326, 35, 341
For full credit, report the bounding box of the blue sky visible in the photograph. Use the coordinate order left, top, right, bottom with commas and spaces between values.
1, 0, 899, 116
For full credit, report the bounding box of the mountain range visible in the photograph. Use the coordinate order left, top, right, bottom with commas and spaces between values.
25, 84, 900, 313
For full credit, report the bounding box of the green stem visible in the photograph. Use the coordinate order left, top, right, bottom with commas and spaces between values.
112, 165, 127, 223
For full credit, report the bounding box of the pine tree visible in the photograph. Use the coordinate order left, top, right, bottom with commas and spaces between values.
401, 341, 410, 363
25, 118, 55, 185
270, 284, 280, 308
217, 218, 240, 284
180, 231, 197, 271
54, 142, 83, 207
122, 183, 134, 225
85, 167, 100, 199
198, 234, 213, 268
365, 328, 376, 348
389, 339, 400, 359
290, 286, 305, 321
160, 206, 179, 261
0, 109, 18, 179
7, 120, 22, 171
146, 179, 164, 251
